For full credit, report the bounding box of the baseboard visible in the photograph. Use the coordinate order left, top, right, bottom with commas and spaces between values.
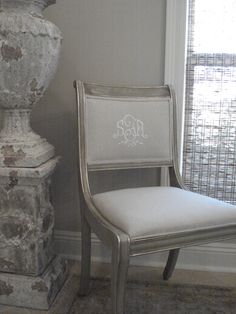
54, 230, 236, 273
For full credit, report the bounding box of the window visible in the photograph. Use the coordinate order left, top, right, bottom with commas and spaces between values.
182, 0, 236, 204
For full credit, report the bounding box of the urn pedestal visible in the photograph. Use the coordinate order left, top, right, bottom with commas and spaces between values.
0, 0, 72, 311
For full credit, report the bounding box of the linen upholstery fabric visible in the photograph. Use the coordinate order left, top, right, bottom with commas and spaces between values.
85, 96, 172, 167
92, 187, 236, 238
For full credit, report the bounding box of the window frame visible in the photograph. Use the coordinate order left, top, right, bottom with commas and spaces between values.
164, 0, 188, 168
161, 0, 188, 185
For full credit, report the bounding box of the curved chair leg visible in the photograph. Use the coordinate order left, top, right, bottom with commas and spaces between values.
163, 249, 180, 281
111, 240, 130, 314
79, 215, 91, 296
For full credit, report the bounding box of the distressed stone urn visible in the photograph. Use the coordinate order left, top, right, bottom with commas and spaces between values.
0, 0, 69, 311
0, 0, 62, 167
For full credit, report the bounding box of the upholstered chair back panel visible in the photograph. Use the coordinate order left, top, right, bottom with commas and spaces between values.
81, 84, 174, 170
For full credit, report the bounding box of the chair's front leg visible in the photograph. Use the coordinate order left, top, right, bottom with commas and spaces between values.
163, 248, 180, 280
79, 214, 91, 296
111, 239, 130, 314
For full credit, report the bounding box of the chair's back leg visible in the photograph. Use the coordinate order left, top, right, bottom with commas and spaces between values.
79, 214, 91, 295
111, 239, 130, 314
163, 249, 180, 280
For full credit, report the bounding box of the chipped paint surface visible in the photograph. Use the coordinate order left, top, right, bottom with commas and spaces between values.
4, 170, 18, 191
0, 258, 15, 272
0, 280, 13, 296
7, 170, 18, 189
29, 78, 44, 105
32, 281, 48, 292
1, 43, 23, 62
1, 145, 26, 167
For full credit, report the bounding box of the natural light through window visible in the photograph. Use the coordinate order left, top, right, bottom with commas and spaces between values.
183, 0, 236, 204
194, 0, 236, 53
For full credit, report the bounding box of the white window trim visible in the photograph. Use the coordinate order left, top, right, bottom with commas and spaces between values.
161, 0, 188, 184
165, 0, 188, 161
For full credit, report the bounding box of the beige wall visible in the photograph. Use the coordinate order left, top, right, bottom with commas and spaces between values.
32, 0, 166, 231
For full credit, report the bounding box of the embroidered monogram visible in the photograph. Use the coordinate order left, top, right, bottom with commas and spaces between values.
113, 114, 148, 146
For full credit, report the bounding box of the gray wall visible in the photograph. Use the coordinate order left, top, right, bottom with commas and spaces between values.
32, 0, 166, 232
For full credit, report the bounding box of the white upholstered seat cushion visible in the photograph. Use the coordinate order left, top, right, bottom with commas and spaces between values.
92, 187, 236, 238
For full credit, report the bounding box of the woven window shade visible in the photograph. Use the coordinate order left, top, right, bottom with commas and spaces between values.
183, 0, 236, 205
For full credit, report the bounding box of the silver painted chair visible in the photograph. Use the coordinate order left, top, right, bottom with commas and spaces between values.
74, 80, 236, 314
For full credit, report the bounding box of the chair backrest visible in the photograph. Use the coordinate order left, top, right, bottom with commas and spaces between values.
75, 81, 177, 171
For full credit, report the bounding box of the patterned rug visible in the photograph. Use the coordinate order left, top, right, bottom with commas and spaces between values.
70, 278, 236, 314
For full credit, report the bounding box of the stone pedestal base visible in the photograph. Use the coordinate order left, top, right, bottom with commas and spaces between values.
0, 158, 59, 276
0, 273, 79, 314
0, 158, 69, 310
0, 256, 68, 310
